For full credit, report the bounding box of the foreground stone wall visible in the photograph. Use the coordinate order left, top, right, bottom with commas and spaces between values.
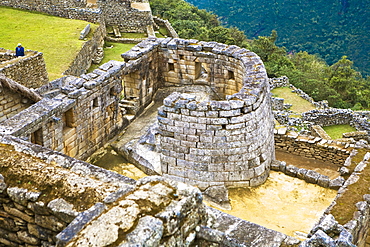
57, 176, 206, 246
0, 49, 49, 88
0, 134, 135, 246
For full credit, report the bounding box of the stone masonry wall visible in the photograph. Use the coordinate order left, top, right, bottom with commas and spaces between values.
57, 176, 206, 246
0, 0, 154, 33
0, 60, 127, 160
63, 23, 106, 77
299, 151, 370, 247
0, 49, 49, 89
0, 86, 32, 123
153, 16, 179, 38
100, 0, 154, 33
0, 0, 101, 24
138, 39, 272, 189
0, 135, 299, 247
0, 134, 135, 247
275, 128, 350, 166
303, 109, 370, 136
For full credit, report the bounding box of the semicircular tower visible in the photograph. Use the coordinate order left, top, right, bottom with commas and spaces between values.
157, 40, 275, 189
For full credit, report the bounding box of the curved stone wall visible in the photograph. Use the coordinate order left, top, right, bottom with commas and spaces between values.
157, 43, 275, 189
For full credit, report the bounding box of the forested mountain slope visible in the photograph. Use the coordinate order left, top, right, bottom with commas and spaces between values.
185, 0, 370, 76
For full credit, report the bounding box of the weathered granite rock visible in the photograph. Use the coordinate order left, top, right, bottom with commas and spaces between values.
310, 214, 341, 237
203, 185, 231, 210
329, 176, 345, 190
120, 216, 164, 246
47, 198, 79, 224
300, 230, 336, 247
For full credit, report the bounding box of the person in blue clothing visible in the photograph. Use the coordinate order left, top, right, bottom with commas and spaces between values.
15, 43, 25, 57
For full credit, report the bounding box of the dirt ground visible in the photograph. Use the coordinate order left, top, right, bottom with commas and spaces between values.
217, 172, 338, 240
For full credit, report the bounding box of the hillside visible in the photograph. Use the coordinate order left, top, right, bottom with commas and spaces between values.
185, 0, 370, 76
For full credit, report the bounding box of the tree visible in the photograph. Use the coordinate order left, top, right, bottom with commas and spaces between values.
327, 56, 362, 105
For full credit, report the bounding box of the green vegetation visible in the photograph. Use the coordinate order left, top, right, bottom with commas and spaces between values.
271, 87, 315, 113
149, 0, 248, 47
323, 124, 357, 139
186, 0, 370, 77
88, 42, 136, 72
150, 0, 370, 109
121, 32, 147, 38
0, 6, 99, 80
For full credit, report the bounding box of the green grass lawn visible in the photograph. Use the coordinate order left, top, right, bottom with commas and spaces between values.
88, 42, 136, 72
0, 6, 98, 80
323, 124, 357, 139
271, 87, 315, 113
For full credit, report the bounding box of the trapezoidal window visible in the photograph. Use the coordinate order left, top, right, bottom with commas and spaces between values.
195, 62, 202, 79
31, 128, 43, 146
63, 109, 76, 129
168, 63, 175, 71
228, 70, 235, 80
93, 97, 99, 107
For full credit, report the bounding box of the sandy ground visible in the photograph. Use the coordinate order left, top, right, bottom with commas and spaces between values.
213, 171, 337, 240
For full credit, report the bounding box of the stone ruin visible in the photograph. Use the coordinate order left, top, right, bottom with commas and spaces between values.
0, 2, 370, 246
1, 0, 154, 35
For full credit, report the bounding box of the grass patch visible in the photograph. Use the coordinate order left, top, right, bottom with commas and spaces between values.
88, 42, 136, 72
121, 32, 147, 38
271, 87, 315, 113
323, 125, 357, 140
0, 6, 98, 81
330, 148, 369, 225
156, 27, 168, 38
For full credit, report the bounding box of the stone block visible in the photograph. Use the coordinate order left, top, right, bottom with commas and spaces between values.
304, 170, 320, 184
285, 165, 298, 177
317, 175, 330, 188
297, 168, 307, 180
329, 176, 345, 190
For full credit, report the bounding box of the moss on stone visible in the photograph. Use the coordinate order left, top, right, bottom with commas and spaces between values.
0, 143, 117, 211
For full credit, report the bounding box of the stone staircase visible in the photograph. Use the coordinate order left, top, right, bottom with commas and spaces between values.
119, 97, 139, 121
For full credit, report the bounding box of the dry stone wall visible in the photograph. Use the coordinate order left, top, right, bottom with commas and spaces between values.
0, 86, 32, 123
0, 0, 101, 23
0, 49, 49, 88
0, 134, 135, 247
0, 0, 154, 33
300, 151, 370, 247
0, 135, 299, 247
100, 0, 154, 33
0, 60, 127, 160
121, 38, 275, 189
275, 128, 351, 166
63, 23, 106, 77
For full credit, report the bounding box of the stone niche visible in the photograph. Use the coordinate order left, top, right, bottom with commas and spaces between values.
157, 42, 275, 190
